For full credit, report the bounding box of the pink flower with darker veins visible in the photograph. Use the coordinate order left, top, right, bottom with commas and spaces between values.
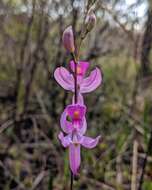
54, 25, 102, 178
60, 104, 87, 135
54, 60, 102, 103
58, 104, 100, 175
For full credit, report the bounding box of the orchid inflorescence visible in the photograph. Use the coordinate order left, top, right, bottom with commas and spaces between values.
54, 10, 102, 176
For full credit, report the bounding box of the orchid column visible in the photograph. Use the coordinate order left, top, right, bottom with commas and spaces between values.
54, 8, 102, 184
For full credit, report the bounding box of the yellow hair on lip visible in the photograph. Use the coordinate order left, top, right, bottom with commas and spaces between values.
77, 66, 82, 75
73, 111, 80, 119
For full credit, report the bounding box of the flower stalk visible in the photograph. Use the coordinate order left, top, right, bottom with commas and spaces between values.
70, 52, 78, 190
71, 53, 78, 104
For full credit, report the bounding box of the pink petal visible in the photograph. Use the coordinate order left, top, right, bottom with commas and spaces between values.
58, 132, 72, 148
81, 135, 101, 149
60, 109, 73, 134
72, 133, 83, 144
69, 144, 81, 175
80, 67, 102, 93
54, 67, 74, 91
79, 117, 87, 135
70, 60, 90, 76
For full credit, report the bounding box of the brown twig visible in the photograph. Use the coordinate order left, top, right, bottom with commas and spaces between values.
23, 8, 49, 113
116, 155, 123, 187
0, 160, 26, 190
131, 139, 138, 190
14, 0, 36, 118
138, 129, 152, 190
82, 176, 115, 190
99, 2, 134, 41
0, 119, 14, 134
32, 171, 47, 190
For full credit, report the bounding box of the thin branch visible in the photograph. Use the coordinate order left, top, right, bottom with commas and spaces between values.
0, 120, 14, 134
32, 171, 47, 190
0, 161, 26, 190
131, 139, 138, 190
99, 2, 134, 41
23, 8, 49, 113
138, 129, 152, 190
14, 0, 36, 118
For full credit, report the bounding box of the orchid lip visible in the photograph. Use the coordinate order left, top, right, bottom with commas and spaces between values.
67, 104, 86, 122
76, 66, 83, 75
60, 106, 87, 135
73, 122, 79, 129
73, 110, 80, 119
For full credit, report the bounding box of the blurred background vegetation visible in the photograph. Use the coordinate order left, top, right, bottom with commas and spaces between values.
0, 0, 152, 189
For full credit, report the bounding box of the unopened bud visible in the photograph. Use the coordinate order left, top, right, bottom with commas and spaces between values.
62, 26, 75, 53
85, 9, 96, 32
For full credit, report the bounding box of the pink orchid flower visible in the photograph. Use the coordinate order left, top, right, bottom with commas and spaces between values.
59, 103, 101, 175
60, 104, 87, 135
54, 60, 102, 100
58, 132, 100, 175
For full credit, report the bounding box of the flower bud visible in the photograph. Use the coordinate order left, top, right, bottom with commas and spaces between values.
62, 25, 75, 53
85, 9, 96, 32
